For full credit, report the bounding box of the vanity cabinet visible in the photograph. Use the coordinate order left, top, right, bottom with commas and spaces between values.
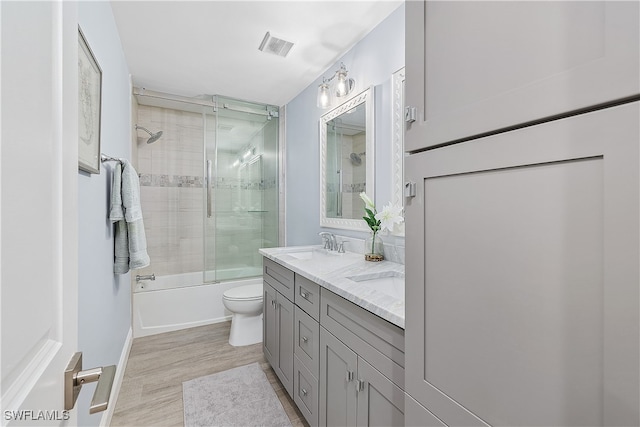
264, 257, 324, 425
262, 257, 406, 427
405, 0, 639, 150
263, 281, 294, 398
319, 329, 405, 427
319, 290, 405, 427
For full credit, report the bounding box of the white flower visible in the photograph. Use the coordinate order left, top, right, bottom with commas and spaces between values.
359, 192, 375, 211
375, 202, 404, 232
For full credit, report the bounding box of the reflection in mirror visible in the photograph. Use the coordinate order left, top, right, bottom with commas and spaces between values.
320, 87, 374, 231
326, 103, 366, 219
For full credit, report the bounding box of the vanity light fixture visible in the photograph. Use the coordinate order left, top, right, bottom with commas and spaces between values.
316, 62, 355, 109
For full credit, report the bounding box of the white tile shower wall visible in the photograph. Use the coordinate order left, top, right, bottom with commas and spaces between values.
136, 105, 205, 277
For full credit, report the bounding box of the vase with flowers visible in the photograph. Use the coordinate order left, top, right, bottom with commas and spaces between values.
359, 192, 404, 262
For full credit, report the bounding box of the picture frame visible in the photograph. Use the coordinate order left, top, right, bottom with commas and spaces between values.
78, 27, 102, 174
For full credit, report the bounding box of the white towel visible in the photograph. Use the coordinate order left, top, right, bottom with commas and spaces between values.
109, 160, 150, 274
121, 160, 150, 270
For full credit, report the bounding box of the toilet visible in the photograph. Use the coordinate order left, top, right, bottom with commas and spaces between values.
222, 283, 263, 346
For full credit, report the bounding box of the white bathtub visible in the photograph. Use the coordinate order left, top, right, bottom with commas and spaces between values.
132, 270, 262, 338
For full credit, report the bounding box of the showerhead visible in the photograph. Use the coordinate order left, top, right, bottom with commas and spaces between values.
350, 152, 364, 166
135, 125, 163, 144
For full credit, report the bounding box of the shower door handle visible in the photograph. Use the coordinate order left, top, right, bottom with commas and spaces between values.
206, 159, 213, 218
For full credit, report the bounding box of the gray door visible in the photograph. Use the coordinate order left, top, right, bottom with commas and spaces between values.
275, 293, 294, 398
404, 103, 640, 426
263, 283, 278, 367
319, 327, 357, 427
356, 358, 404, 427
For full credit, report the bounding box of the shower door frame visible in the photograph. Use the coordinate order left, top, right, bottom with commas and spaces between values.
205, 95, 281, 284
133, 87, 285, 284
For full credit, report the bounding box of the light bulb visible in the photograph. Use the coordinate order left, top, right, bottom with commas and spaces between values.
336, 71, 348, 97
317, 82, 331, 109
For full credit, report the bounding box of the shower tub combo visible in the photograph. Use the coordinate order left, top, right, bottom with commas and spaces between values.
132, 90, 280, 339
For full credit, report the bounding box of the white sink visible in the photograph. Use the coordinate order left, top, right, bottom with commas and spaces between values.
284, 248, 347, 260
288, 251, 314, 260
347, 271, 405, 300
279, 247, 362, 276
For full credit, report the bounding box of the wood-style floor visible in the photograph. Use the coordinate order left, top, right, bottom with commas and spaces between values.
110, 322, 308, 427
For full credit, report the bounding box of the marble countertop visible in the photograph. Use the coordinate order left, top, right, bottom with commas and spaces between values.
259, 245, 405, 329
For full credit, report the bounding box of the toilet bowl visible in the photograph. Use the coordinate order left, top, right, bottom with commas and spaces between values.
222, 283, 263, 346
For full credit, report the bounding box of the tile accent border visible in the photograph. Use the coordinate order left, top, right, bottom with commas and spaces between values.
138, 173, 277, 190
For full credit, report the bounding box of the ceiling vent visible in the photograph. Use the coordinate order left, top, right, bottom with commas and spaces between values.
258, 31, 294, 58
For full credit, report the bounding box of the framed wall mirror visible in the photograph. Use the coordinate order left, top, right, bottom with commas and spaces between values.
320, 87, 374, 231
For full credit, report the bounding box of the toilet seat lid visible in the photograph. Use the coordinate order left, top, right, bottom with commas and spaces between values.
223, 283, 263, 300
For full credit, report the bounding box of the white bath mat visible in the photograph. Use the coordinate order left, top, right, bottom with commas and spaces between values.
182, 362, 292, 427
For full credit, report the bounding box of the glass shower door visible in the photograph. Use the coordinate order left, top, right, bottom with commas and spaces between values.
204, 96, 279, 283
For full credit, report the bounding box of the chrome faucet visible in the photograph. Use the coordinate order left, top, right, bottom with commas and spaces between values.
318, 232, 338, 251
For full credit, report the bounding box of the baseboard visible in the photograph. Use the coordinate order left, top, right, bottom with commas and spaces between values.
134, 315, 232, 338
99, 327, 133, 427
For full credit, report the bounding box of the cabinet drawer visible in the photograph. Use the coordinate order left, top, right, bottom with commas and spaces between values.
294, 355, 319, 427
321, 290, 405, 388
295, 274, 320, 321
294, 306, 320, 378
263, 257, 294, 301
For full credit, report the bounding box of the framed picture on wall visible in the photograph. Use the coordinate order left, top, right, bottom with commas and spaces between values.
78, 27, 102, 174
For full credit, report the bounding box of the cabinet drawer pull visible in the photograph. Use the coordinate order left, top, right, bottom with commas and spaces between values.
300, 290, 310, 299
302, 336, 309, 343
301, 388, 308, 396
355, 379, 365, 392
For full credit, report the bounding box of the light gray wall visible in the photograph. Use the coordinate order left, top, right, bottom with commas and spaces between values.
285, 4, 405, 246
77, 2, 132, 425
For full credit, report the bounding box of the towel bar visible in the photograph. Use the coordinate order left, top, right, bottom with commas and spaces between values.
100, 153, 123, 163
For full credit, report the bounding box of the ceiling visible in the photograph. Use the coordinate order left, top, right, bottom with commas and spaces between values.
110, 1, 403, 107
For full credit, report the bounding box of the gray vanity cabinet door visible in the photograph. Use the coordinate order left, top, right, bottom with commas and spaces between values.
263, 282, 278, 368
404, 103, 640, 426
275, 293, 294, 398
319, 327, 357, 427
356, 358, 404, 427
405, 0, 639, 150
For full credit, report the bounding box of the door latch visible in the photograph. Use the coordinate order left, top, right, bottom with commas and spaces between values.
64, 352, 116, 414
